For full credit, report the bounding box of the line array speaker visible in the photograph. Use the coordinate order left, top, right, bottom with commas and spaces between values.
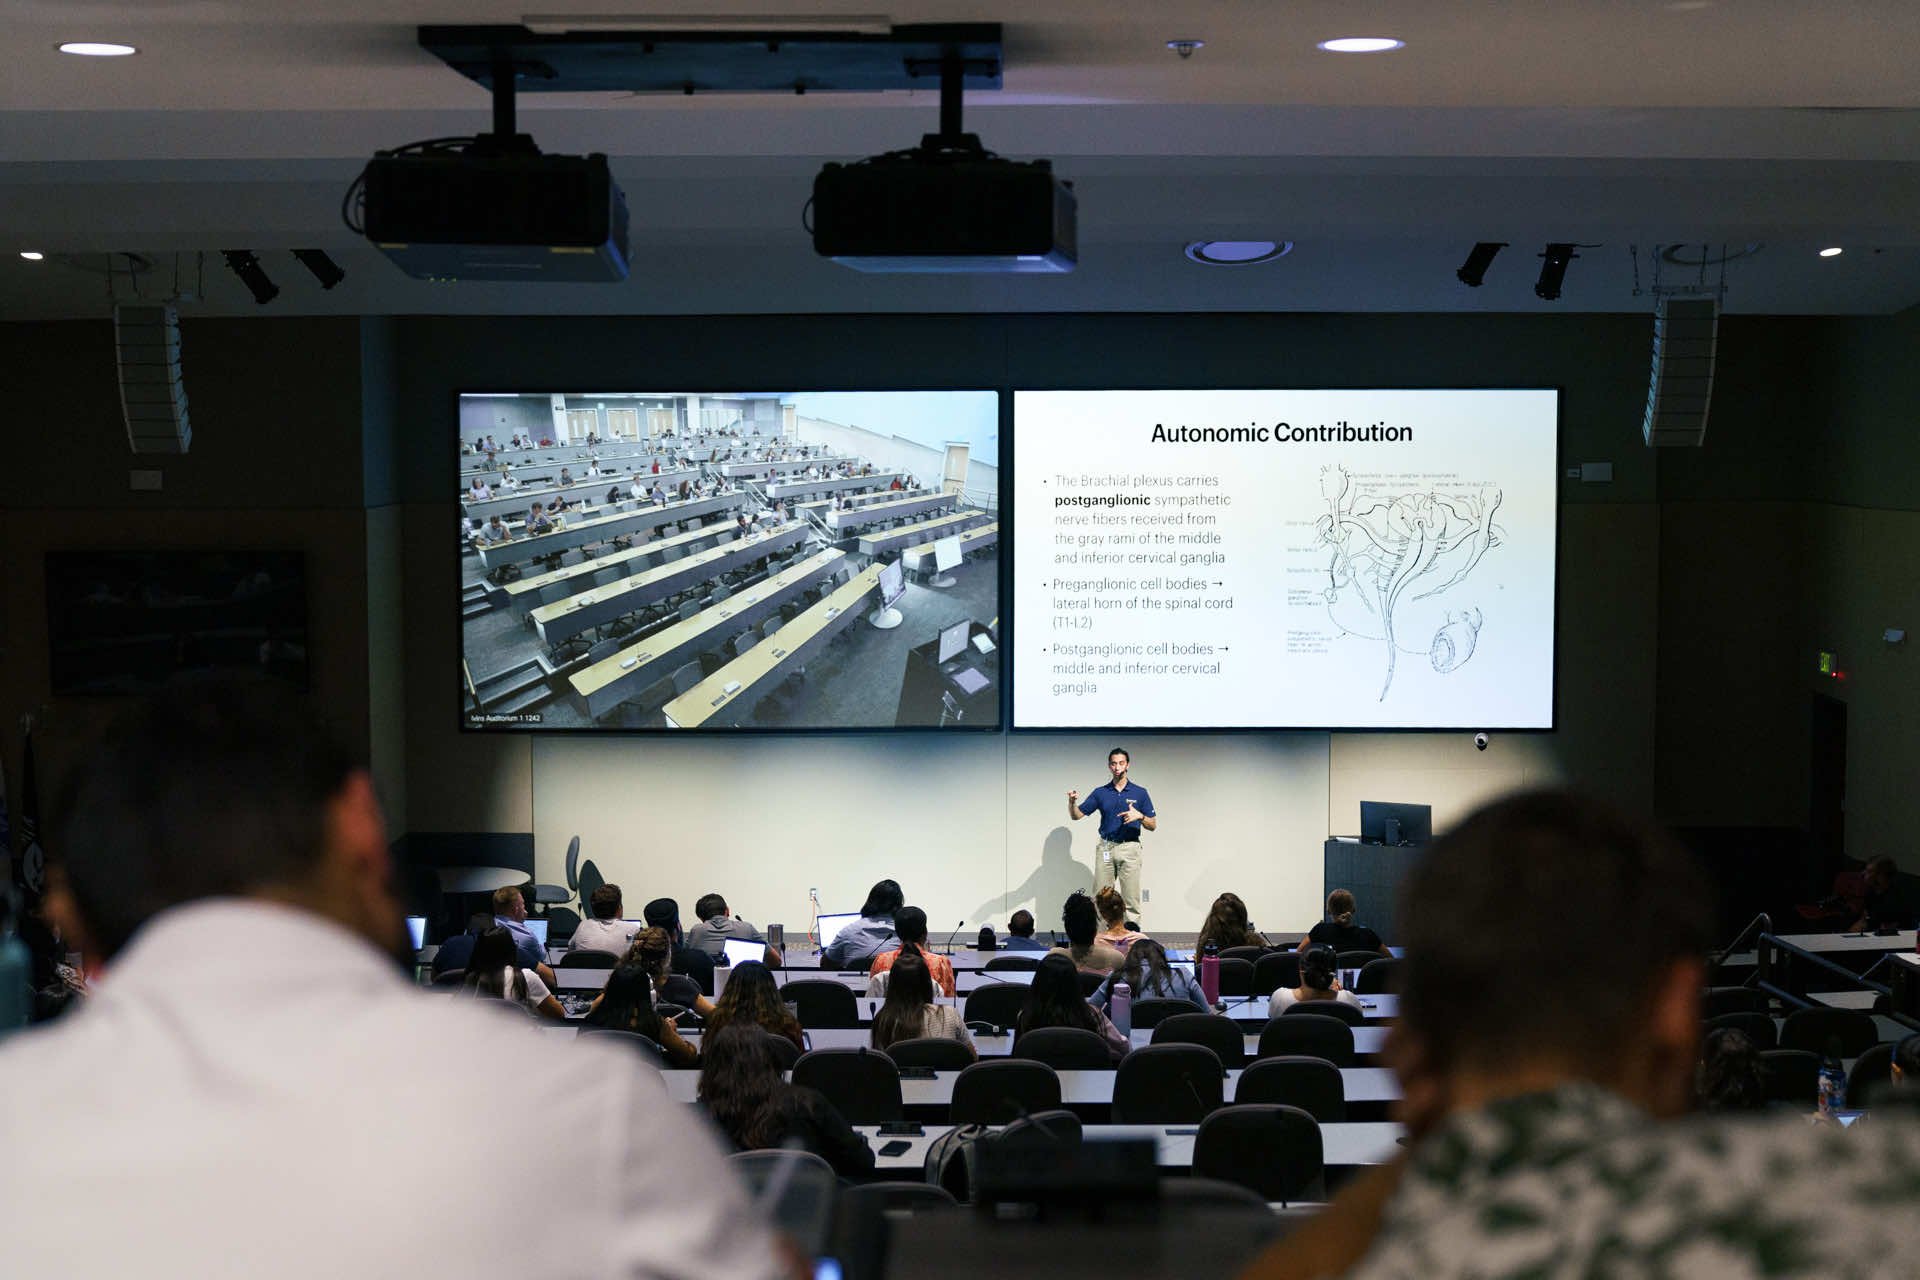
115, 303, 192, 454
1642, 296, 1717, 447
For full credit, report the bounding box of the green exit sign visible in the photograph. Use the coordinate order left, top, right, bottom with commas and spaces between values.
1818, 650, 1841, 677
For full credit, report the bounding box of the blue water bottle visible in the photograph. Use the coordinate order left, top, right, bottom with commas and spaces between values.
1816, 1035, 1847, 1118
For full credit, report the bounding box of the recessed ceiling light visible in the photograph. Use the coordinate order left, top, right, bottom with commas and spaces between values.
1317, 37, 1405, 53
19, 251, 45, 261
1819, 246, 1844, 258
1184, 241, 1293, 266
58, 42, 138, 57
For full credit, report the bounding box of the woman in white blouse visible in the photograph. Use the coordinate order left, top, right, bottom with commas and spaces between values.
461, 926, 565, 1021
1270, 943, 1363, 1013
868, 951, 974, 1059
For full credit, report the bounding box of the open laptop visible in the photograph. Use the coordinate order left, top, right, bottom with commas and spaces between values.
524, 918, 550, 947
405, 916, 428, 951
815, 913, 859, 951
721, 938, 766, 969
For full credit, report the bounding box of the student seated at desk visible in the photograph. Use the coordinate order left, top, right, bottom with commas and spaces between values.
461, 927, 565, 1022
1093, 886, 1145, 955
467, 477, 491, 501
604, 484, 624, 508
430, 912, 495, 978
871, 952, 974, 1057
703, 961, 804, 1053
476, 515, 510, 546
1299, 888, 1391, 957
526, 503, 555, 536
866, 906, 956, 997
1695, 1026, 1766, 1113
1000, 909, 1048, 952
642, 897, 716, 996
1272, 944, 1363, 1014
626, 927, 715, 1020
1197, 891, 1270, 957
822, 880, 902, 969
1046, 891, 1125, 974
698, 1024, 874, 1176
1090, 938, 1205, 1014
583, 963, 698, 1067
1017, 954, 1127, 1063
569, 884, 636, 956
686, 892, 776, 963
498, 469, 518, 492
558, 467, 575, 487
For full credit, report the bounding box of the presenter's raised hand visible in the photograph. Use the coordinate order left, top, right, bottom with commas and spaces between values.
1121, 801, 1143, 825
1067, 789, 1080, 805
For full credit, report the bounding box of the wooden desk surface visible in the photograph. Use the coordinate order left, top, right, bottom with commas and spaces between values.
530, 522, 806, 643
476, 492, 744, 568
857, 510, 985, 554
826, 491, 955, 529
662, 563, 882, 727
903, 521, 999, 566
497, 520, 727, 602
569, 547, 845, 706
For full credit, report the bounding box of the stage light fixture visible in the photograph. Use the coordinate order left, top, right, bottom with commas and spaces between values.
292, 249, 346, 290
1534, 242, 1578, 301
221, 250, 279, 305
1455, 241, 1506, 287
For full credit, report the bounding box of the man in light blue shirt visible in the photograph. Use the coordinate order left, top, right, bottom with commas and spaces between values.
491, 886, 545, 970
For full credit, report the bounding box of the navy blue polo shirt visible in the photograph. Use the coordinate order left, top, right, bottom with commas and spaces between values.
1079, 780, 1154, 842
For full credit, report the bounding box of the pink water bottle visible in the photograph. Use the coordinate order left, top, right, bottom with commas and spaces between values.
1200, 939, 1220, 1005
1110, 979, 1132, 1038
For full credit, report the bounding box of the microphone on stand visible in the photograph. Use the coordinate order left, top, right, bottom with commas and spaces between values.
944, 920, 966, 954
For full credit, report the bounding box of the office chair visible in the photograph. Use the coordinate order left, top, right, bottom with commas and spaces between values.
791, 1048, 904, 1123
1010, 1027, 1112, 1071
1257, 1014, 1356, 1068
1702, 987, 1771, 1019
1282, 999, 1365, 1026
1254, 952, 1300, 994
1705, 1010, 1777, 1050
1778, 1007, 1878, 1057
1126, 997, 1197, 1031
781, 980, 860, 1029
1760, 1049, 1821, 1105
1356, 957, 1403, 994
947, 1060, 1062, 1124
1110, 1044, 1224, 1123
883, 1037, 977, 1070
1193, 1105, 1326, 1204
1236, 1055, 1347, 1123
962, 983, 1029, 1031
1152, 1012, 1247, 1068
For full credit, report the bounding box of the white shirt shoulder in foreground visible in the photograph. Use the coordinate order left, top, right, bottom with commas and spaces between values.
0, 899, 782, 1280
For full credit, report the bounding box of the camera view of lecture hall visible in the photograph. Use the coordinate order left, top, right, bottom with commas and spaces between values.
458, 391, 1001, 729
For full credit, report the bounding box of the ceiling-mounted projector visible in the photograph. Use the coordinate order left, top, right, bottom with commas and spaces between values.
811, 47, 1074, 273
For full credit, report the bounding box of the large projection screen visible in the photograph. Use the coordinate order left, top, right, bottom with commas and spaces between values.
1013, 389, 1558, 730
459, 390, 1001, 731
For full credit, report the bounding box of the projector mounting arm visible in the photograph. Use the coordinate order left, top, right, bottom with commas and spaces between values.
905, 49, 999, 160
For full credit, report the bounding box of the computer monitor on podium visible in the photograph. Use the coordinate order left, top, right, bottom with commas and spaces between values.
868, 558, 905, 630
937, 619, 971, 665
1359, 800, 1432, 846
928, 535, 962, 588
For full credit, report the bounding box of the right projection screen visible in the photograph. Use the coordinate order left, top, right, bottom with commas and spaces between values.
1013, 389, 1559, 730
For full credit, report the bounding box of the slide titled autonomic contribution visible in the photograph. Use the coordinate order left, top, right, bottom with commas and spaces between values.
1012, 389, 1560, 730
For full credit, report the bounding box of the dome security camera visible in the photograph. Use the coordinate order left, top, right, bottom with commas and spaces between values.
1473, 732, 1489, 751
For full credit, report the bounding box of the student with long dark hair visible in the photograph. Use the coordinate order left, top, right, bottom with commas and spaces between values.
1695, 1026, 1766, 1113
1090, 937, 1206, 1013
1046, 891, 1125, 974
702, 960, 803, 1053
1196, 891, 1269, 954
583, 962, 699, 1066
1015, 952, 1127, 1062
462, 926, 565, 1021
626, 926, 715, 1019
697, 1023, 875, 1176
869, 951, 973, 1057
821, 879, 902, 968
1271, 944, 1363, 1012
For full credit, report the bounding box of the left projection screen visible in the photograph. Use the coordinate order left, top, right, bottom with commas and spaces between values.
459, 390, 1001, 731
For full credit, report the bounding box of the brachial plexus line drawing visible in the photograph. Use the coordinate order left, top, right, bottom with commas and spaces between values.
1314, 465, 1503, 700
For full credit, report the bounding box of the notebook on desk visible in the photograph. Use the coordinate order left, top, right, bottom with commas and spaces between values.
950, 667, 989, 695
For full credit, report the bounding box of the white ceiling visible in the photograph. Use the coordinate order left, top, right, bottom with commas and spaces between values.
2, 1, 1917, 317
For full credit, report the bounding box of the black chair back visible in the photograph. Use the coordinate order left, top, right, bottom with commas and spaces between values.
430, 968, 467, 988
1257, 1014, 1356, 1067
1846, 1041, 1895, 1109
983, 955, 1040, 972
1216, 956, 1256, 997
577, 858, 607, 911
1193, 1105, 1325, 1203
949, 1060, 1063, 1124
1151, 1012, 1247, 1067
544, 905, 582, 946
1112, 1044, 1224, 1123
578, 1027, 667, 1068
1253, 952, 1299, 994
1336, 949, 1382, 971
760, 1031, 802, 1070
1076, 969, 1107, 997
1355, 957, 1403, 994
565, 835, 582, 894
962, 983, 1030, 1031
559, 949, 618, 968
1704, 1010, 1777, 1050
791, 1047, 904, 1123
1219, 946, 1265, 965
1778, 1007, 1878, 1057
1282, 998, 1364, 1026
1158, 1178, 1273, 1213
884, 1037, 977, 1069
1129, 997, 1197, 1030
1702, 986, 1770, 1019
1760, 1049, 1821, 1105
843, 1181, 959, 1216
1236, 1055, 1347, 1122
783, 979, 861, 1029
1012, 1026, 1113, 1070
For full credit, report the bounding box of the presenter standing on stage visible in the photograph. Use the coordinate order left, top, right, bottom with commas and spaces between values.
1068, 747, 1157, 927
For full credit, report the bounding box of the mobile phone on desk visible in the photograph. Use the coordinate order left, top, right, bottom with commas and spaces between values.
877, 1140, 913, 1157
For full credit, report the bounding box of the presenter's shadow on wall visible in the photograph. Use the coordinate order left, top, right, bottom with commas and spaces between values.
973, 826, 1091, 932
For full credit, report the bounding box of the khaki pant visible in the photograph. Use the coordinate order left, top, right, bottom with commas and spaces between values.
1095, 839, 1144, 923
